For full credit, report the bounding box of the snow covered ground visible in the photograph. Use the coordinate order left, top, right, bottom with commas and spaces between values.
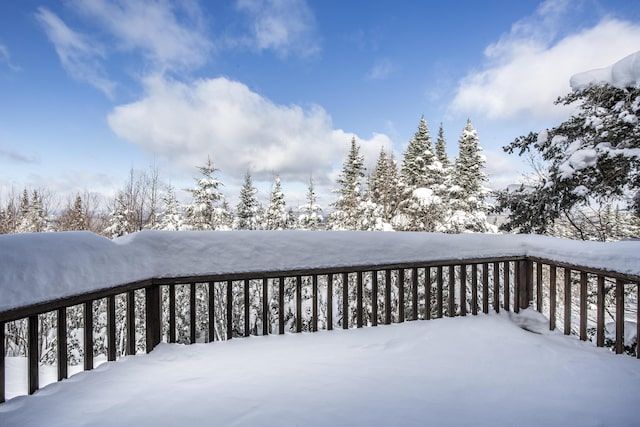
1, 312, 639, 427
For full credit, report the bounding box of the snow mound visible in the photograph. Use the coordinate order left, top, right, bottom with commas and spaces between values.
509, 308, 552, 335
605, 321, 638, 347
571, 50, 640, 90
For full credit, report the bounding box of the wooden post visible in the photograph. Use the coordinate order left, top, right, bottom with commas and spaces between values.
356, 271, 363, 328
278, 277, 285, 335
342, 272, 349, 329
637, 283, 639, 359
471, 264, 478, 316
596, 276, 604, 347
145, 284, 161, 352
411, 268, 418, 321
1, 321, 5, 403
28, 315, 38, 395
549, 266, 557, 331
190, 283, 197, 344
296, 276, 302, 333
226, 280, 233, 340
385, 269, 392, 324
564, 269, 572, 336
517, 259, 533, 311
437, 266, 443, 318
58, 307, 69, 379
425, 267, 431, 320
327, 274, 333, 331
460, 264, 467, 316
503, 262, 510, 312
372, 270, 378, 326
492, 262, 500, 314
482, 263, 489, 314
244, 279, 251, 337
398, 269, 405, 323
579, 272, 587, 341
262, 278, 269, 336
209, 282, 216, 342
615, 279, 624, 354
312, 275, 318, 332
448, 265, 455, 317
107, 296, 116, 361
169, 286, 176, 343
126, 290, 136, 355
84, 301, 94, 370
536, 262, 543, 313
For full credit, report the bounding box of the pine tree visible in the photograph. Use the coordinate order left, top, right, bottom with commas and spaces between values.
18, 190, 47, 232
184, 158, 225, 230
234, 171, 262, 230
264, 176, 289, 230
156, 184, 183, 231
297, 177, 323, 230
400, 116, 437, 188
58, 194, 87, 231
369, 148, 401, 224
105, 192, 130, 238
435, 123, 450, 168
328, 136, 366, 230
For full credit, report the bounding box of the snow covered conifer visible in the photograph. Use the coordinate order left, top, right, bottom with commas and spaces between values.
234, 171, 263, 230
328, 136, 366, 230
184, 158, 225, 230
105, 192, 130, 238
369, 148, 400, 224
401, 116, 436, 188
156, 184, 183, 231
58, 194, 86, 231
298, 177, 323, 230
435, 123, 450, 168
264, 176, 289, 230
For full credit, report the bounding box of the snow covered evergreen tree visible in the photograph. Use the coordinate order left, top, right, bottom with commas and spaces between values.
400, 116, 437, 188
183, 158, 225, 230
155, 184, 183, 231
58, 194, 87, 231
234, 172, 263, 230
298, 177, 323, 230
18, 190, 48, 232
263, 176, 289, 230
105, 192, 130, 238
328, 136, 366, 230
369, 148, 401, 224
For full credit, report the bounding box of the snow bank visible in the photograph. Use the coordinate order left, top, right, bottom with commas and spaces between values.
1, 230, 639, 313
570, 50, 640, 90
0, 314, 638, 427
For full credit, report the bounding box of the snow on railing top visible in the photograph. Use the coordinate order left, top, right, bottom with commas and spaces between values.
0, 230, 639, 313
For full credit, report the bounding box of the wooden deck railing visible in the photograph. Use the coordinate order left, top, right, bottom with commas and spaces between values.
1, 255, 638, 403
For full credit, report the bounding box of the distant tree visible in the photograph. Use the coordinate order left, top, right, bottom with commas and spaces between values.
234, 171, 262, 230
435, 123, 451, 169
57, 194, 87, 231
369, 148, 401, 224
298, 177, 323, 230
104, 192, 130, 238
264, 175, 289, 230
328, 136, 366, 230
18, 189, 49, 233
400, 116, 437, 188
183, 158, 225, 230
155, 184, 183, 231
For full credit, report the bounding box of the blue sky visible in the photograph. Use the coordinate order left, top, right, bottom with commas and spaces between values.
1, 0, 640, 208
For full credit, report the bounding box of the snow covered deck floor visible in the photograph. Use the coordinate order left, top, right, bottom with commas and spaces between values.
1, 313, 639, 427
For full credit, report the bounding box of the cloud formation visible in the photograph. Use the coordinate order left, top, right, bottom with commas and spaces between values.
366, 58, 395, 80
0, 146, 38, 164
35, 8, 116, 97
451, 1, 640, 122
235, 0, 320, 58
0, 43, 20, 71
107, 76, 391, 185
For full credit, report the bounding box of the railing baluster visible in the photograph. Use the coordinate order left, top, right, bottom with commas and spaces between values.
312, 275, 318, 332
514, 262, 520, 313
356, 271, 363, 328
460, 264, 467, 316
549, 265, 557, 331
536, 262, 543, 312
208, 282, 215, 342
146, 285, 161, 352
58, 307, 68, 379
580, 272, 587, 341
503, 262, 510, 312
84, 301, 94, 370
411, 268, 418, 321
169, 286, 176, 343
448, 265, 455, 317
244, 279, 251, 337
385, 270, 392, 325
398, 269, 405, 323
437, 266, 443, 318
425, 267, 431, 320
596, 275, 604, 347
471, 264, 478, 316
564, 269, 571, 336
278, 277, 285, 335
342, 272, 349, 329
372, 271, 378, 326
28, 315, 38, 395
482, 263, 489, 314
637, 283, 639, 359
190, 283, 197, 344
615, 279, 624, 354
492, 262, 499, 314
126, 291, 135, 355
327, 274, 333, 331
107, 297, 116, 361
226, 280, 233, 340
262, 278, 269, 336
1, 321, 5, 403
296, 276, 302, 333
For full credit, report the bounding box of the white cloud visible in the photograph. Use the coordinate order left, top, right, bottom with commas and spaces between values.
0, 43, 20, 71
107, 76, 391, 187
35, 8, 116, 97
366, 58, 395, 80
71, 0, 212, 70
235, 0, 320, 58
451, 0, 640, 122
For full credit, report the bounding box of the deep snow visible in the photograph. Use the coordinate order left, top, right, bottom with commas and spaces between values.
570, 50, 640, 90
1, 230, 639, 313
1, 312, 639, 427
